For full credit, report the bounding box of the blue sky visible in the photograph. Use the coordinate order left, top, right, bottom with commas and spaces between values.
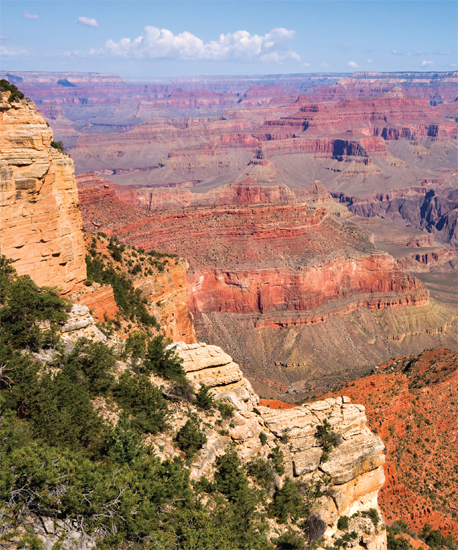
1, 1, 456, 77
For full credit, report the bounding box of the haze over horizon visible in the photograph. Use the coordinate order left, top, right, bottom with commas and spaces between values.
1, 0, 457, 78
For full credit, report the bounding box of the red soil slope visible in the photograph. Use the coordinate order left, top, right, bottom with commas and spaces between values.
323, 349, 458, 538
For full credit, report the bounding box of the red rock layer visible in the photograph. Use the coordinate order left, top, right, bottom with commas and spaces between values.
76, 173, 333, 212
256, 90, 457, 144
76, 183, 429, 326
75, 285, 119, 322
323, 349, 458, 539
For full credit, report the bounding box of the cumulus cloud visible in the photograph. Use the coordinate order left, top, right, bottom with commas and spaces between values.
22, 11, 39, 20
366, 59, 372, 63
93, 26, 300, 62
392, 49, 427, 57
421, 60, 434, 67
0, 45, 29, 56
347, 61, 358, 68
302, 62, 311, 67
0, 36, 10, 40
78, 17, 99, 28
320, 62, 329, 67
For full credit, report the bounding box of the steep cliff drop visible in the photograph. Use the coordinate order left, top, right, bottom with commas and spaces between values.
169, 342, 388, 550
0, 91, 196, 345
0, 91, 86, 293
76, 176, 457, 400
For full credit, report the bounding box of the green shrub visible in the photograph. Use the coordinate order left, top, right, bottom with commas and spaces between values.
195, 384, 216, 410
105, 414, 143, 465
270, 477, 304, 523
0, 259, 69, 351
143, 336, 186, 381
175, 417, 207, 459
315, 419, 338, 462
387, 529, 413, 550
361, 508, 380, 528
337, 516, 349, 531
113, 371, 168, 434
246, 457, 275, 490
51, 338, 116, 398
124, 330, 147, 366
218, 401, 235, 419
0, 79, 24, 102
2, 350, 108, 453
85, 254, 158, 329
268, 445, 285, 476
214, 447, 249, 503
259, 432, 268, 445
50, 140, 65, 152
273, 528, 305, 549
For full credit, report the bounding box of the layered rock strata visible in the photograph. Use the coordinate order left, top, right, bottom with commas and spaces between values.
168, 342, 387, 550
0, 93, 86, 292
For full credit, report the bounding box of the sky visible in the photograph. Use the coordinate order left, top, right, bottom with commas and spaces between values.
1, 1, 457, 78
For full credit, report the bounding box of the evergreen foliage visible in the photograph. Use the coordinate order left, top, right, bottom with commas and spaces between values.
85, 254, 159, 328
113, 371, 169, 434
0, 258, 69, 351
195, 383, 216, 410
143, 336, 187, 384
175, 417, 207, 459
0, 256, 349, 549
50, 140, 65, 152
269, 444, 286, 475
0, 79, 24, 102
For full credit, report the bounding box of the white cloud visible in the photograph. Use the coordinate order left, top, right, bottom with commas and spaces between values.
434, 51, 451, 55
0, 45, 29, 56
392, 50, 428, 57
302, 62, 311, 67
335, 44, 349, 52
421, 60, 434, 67
347, 61, 358, 68
450, 63, 457, 67
22, 11, 39, 20
78, 17, 99, 28
366, 59, 372, 63
93, 26, 300, 62
320, 62, 329, 67
0, 36, 9, 40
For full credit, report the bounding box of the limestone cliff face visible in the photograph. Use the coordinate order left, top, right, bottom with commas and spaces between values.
0, 93, 86, 292
170, 342, 387, 550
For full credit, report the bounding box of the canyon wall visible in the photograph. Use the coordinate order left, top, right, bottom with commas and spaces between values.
76, 176, 457, 399
172, 342, 387, 550
0, 92, 86, 292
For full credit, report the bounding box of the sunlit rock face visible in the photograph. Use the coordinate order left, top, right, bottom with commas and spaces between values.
0, 93, 86, 293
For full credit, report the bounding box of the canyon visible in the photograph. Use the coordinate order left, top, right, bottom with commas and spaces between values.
0, 91, 390, 550
2, 71, 457, 548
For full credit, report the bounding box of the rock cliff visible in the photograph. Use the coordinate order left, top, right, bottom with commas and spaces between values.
165, 342, 387, 550
322, 349, 458, 539
0, 92, 86, 292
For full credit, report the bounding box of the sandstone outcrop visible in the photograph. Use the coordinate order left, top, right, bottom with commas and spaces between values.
164, 342, 388, 549
0, 93, 86, 292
